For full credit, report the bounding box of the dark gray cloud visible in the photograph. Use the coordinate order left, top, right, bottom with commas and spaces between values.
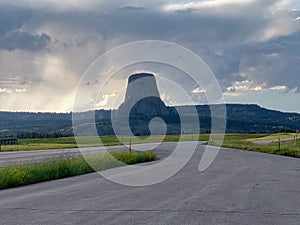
240, 31, 300, 91
27, 0, 297, 91
0, 5, 31, 35
0, 31, 51, 51
0, 0, 300, 111
0, 4, 51, 51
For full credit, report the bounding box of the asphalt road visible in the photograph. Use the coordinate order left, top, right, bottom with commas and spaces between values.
0, 142, 299, 225
0, 142, 168, 166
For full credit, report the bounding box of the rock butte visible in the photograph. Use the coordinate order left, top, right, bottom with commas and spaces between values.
118, 73, 169, 117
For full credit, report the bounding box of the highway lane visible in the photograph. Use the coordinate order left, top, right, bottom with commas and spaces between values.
0, 143, 299, 225
0, 147, 83, 166
0, 142, 176, 166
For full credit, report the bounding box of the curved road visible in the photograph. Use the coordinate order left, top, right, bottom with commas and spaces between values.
0, 142, 299, 225
0, 142, 172, 166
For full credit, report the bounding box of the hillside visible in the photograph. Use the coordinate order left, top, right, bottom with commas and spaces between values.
0, 104, 299, 138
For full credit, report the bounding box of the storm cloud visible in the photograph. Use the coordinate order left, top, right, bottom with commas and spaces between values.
0, 31, 51, 51
0, 5, 51, 51
0, 0, 299, 112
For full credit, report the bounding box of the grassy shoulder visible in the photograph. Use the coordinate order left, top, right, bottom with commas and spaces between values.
0, 150, 157, 190
0, 134, 209, 152
245, 133, 297, 142
1, 133, 299, 157
210, 133, 300, 157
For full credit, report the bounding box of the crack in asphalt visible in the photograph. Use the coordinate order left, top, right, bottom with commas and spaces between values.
252, 180, 260, 190
1, 207, 300, 216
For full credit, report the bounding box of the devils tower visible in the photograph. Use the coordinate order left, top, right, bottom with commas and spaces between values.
118, 73, 169, 117
114, 73, 177, 136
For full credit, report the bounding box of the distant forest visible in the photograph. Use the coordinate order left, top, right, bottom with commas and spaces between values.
0, 104, 299, 139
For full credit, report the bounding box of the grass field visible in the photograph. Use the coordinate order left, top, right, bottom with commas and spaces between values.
245, 133, 297, 142
210, 133, 300, 157
0, 133, 299, 157
0, 150, 157, 190
0, 134, 208, 151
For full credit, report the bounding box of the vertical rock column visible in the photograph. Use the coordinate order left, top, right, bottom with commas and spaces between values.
118, 73, 169, 117
114, 73, 173, 135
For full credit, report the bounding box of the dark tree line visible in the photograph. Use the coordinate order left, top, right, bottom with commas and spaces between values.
1, 105, 300, 139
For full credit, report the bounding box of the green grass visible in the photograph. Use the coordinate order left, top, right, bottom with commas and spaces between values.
1, 134, 209, 152
0, 150, 157, 190
1, 133, 299, 158
2, 133, 298, 190
212, 134, 300, 157
246, 133, 296, 142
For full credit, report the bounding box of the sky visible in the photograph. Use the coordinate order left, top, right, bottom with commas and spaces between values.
0, 0, 300, 113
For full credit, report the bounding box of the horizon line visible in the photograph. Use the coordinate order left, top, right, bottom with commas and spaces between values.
0, 103, 300, 114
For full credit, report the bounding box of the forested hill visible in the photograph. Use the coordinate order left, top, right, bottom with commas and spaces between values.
0, 104, 299, 138
0, 110, 111, 138
201, 104, 300, 133
0, 111, 72, 138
